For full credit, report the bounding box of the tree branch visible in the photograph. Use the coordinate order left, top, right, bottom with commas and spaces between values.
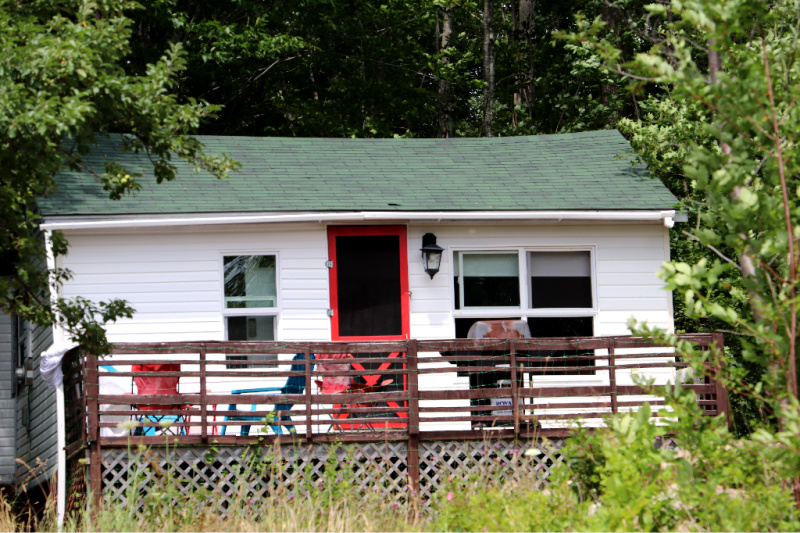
681, 230, 742, 270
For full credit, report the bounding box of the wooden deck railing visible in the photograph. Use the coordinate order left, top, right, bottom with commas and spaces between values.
60, 334, 728, 505
63, 334, 728, 447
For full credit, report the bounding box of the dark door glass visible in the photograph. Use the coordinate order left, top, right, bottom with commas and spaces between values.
336, 235, 402, 337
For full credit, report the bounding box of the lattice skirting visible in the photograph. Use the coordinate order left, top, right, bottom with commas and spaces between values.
98, 438, 570, 514
65, 454, 87, 519
418, 439, 567, 495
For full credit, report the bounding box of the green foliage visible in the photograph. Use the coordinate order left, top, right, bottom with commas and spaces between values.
564, 0, 800, 513
617, 87, 762, 435
0, 0, 237, 355
431, 398, 798, 532
557, 397, 797, 531
432, 479, 588, 532
122, 0, 660, 138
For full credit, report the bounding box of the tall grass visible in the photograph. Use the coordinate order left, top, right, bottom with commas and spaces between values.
0, 437, 556, 532
67, 439, 431, 533
0, 470, 566, 533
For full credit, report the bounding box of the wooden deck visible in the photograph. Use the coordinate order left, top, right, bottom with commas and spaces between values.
60, 334, 728, 511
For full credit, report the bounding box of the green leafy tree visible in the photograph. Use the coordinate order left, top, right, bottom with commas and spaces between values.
569, 0, 800, 509
0, 0, 237, 355
617, 95, 762, 433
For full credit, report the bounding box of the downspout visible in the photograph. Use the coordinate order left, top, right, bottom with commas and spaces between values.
43, 230, 67, 529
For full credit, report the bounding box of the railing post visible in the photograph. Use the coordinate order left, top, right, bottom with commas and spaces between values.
304, 348, 313, 442
84, 353, 102, 510
407, 340, 419, 436
711, 333, 731, 428
509, 339, 519, 437
608, 339, 618, 414
199, 348, 207, 443
406, 340, 420, 505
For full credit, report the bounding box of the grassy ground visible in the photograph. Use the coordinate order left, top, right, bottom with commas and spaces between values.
0, 466, 557, 532
0, 479, 493, 532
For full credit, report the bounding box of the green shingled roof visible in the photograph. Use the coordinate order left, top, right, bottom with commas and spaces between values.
38, 129, 677, 216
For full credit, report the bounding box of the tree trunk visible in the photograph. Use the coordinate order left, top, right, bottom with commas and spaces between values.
482, 0, 495, 137
599, 2, 623, 123
519, 0, 535, 123
437, 7, 453, 138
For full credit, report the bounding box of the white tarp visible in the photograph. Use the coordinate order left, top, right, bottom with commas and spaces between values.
39, 342, 79, 389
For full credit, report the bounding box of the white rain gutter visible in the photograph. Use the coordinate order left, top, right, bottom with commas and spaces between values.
43, 230, 67, 530
41, 210, 677, 231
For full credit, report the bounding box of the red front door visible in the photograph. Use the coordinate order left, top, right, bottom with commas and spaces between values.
326, 226, 410, 429
327, 226, 410, 341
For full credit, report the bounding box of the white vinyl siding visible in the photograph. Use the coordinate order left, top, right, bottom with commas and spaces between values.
57, 222, 671, 341
59, 224, 331, 342
405, 223, 672, 338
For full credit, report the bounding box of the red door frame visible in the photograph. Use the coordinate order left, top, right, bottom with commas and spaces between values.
327, 225, 410, 341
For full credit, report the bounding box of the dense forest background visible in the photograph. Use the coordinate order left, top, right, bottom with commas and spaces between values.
124, 0, 651, 139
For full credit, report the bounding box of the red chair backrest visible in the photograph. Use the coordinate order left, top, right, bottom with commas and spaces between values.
133, 364, 180, 396
316, 353, 353, 394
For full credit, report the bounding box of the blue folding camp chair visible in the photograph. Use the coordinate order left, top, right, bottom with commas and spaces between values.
221, 353, 315, 436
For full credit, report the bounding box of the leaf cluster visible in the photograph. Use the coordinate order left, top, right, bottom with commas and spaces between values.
0, 0, 237, 354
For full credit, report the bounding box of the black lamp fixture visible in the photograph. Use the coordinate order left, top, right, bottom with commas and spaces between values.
420, 233, 444, 279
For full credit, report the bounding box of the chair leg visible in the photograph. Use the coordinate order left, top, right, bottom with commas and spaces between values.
222, 403, 236, 436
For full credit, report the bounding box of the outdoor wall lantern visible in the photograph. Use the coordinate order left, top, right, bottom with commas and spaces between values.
420, 233, 444, 279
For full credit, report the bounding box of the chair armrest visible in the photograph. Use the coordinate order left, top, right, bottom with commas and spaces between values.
230, 387, 284, 394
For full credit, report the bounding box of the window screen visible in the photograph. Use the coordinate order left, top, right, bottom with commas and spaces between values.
335, 235, 402, 337
227, 316, 275, 341
224, 255, 277, 308
529, 252, 592, 308
226, 316, 276, 368
454, 252, 520, 309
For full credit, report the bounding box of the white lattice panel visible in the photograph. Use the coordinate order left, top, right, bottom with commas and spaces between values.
99, 437, 608, 514
417, 439, 566, 502
101, 442, 413, 515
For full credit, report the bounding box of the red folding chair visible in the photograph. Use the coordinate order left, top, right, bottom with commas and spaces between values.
132, 363, 188, 436
316, 353, 402, 431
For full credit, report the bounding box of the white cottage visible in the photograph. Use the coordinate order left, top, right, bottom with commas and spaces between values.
5, 129, 682, 491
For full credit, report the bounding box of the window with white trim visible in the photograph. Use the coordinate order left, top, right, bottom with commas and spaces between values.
528, 251, 592, 308
222, 254, 278, 367
453, 249, 596, 375
454, 251, 520, 309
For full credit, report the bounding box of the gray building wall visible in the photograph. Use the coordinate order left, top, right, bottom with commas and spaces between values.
0, 313, 15, 486
15, 319, 54, 487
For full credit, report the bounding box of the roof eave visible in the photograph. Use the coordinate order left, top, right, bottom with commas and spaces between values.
40, 209, 679, 231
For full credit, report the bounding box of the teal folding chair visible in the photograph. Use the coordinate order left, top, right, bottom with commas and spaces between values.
221, 353, 315, 436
